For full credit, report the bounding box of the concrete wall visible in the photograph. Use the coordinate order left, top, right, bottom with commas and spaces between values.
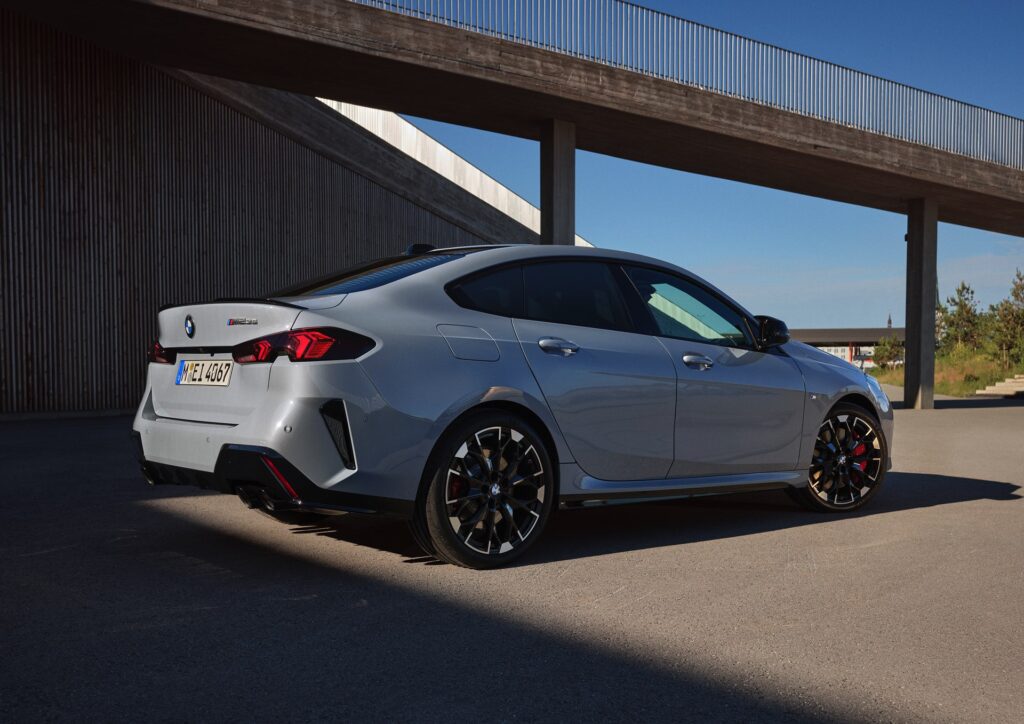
0, 11, 535, 415
326, 100, 591, 247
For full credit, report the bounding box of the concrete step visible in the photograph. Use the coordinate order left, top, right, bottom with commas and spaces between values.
970, 374, 1024, 397
975, 375, 1024, 397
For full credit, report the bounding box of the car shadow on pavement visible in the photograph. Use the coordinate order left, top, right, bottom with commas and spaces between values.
289, 471, 1020, 566
933, 397, 1024, 409
2, 413, 1018, 721
3, 498, 853, 722
891, 396, 1024, 409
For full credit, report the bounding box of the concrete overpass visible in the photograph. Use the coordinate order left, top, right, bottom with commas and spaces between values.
8, 0, 1023, 409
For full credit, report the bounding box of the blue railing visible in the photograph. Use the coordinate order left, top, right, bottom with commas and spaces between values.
353, 0, 1024, 170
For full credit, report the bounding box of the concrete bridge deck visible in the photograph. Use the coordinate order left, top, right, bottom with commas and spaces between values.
10, 0, 1024, 237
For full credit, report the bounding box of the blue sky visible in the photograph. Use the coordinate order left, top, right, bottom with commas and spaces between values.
405, 0, 1024, 328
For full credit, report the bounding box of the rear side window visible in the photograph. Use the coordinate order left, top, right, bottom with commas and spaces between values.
448, 265, 525, 317
523, 261, 632, 331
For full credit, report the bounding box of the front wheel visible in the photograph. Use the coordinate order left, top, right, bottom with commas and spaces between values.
418, 412, 554, 569
790, 403, 887, 512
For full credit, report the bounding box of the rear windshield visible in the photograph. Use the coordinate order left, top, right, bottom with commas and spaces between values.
271, 253, 465, 297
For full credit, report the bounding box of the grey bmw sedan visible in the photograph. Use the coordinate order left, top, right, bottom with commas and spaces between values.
134, 244, 893, 568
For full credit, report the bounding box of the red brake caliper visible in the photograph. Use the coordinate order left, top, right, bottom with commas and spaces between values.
449, 474, 464, 500
850, 433, 867, 482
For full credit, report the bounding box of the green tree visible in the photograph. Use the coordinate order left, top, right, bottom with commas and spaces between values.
935, 300, 948, 348
872, 335, 903, 370
941, 282, 981, 351
989, 269, 1024, 369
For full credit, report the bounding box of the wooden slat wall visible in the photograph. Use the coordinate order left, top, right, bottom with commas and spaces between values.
0, 11, 508, 414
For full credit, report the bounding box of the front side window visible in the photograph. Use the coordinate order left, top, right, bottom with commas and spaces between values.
523, 261, 632, 331
624, 266, 751, 347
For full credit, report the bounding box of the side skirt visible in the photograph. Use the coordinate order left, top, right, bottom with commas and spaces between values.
559, 469, 807, 508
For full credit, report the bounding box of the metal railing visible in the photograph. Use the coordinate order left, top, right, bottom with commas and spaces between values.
353, 0, 1024, 170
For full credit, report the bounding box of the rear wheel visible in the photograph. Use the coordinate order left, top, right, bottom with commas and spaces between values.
418, 411, 554, 569
790, 403, 887, 512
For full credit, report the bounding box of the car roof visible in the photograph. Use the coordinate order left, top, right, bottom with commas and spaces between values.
429, 243, 659, 264
428, 244, 757, 320
426, 243, 687, 272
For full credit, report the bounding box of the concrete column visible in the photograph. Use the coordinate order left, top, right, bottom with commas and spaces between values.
904, 198, 938, 409
540, 119, 575, 245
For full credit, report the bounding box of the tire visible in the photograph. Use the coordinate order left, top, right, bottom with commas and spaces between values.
406, 500, 437, 557
789, 402, 888, 513
417, 410, 555, 569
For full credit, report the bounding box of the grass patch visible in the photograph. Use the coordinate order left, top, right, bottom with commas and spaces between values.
869, 353, 1024, 397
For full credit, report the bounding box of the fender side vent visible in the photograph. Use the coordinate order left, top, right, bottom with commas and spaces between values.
321, 400, 355, 469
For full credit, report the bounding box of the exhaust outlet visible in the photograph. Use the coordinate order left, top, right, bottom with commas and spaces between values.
236, 486, 262, 510
237, 485, 280, 513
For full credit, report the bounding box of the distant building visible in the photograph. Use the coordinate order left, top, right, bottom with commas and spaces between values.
789, 328, 905, 368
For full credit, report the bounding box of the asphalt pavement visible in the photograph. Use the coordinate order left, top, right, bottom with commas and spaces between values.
2, 394, 1022, 722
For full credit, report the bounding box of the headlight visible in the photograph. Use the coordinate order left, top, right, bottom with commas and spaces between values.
864, 373, 890, 413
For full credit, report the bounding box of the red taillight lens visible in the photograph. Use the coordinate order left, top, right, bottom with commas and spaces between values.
148, 339, 175, 364
284, 330, 335, 360
234, 338, 275, 364
232, 328, 374, 364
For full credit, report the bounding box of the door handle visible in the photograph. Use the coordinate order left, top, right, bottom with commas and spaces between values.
682, 353, 714, 370
538, 337, 580, 357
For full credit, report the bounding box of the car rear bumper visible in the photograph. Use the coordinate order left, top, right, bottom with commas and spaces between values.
133, 357, 442, 504
134, 377, 356, 480
132, 432, 412, 517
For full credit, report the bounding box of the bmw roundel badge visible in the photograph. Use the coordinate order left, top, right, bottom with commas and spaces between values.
184, 315, 196, 339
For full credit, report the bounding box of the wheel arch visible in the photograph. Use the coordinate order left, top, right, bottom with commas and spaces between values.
415, 400, 562, 510
832, 392, 879, 419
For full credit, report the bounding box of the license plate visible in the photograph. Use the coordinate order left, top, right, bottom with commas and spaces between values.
175, 359, 233, 386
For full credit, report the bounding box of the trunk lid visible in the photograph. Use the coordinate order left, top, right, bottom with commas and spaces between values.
157, 300, 308, 349
150, 300, 314, 425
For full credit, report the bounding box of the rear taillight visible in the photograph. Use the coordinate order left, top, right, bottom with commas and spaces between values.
232, 327, 375, 364
148, 339, 176, 364
282, 330, 336, 360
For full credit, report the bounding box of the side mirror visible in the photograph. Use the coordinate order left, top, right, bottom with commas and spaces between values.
755, 315, 790, 349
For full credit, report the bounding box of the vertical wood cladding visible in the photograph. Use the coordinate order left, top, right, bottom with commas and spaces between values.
0, 11, 504, 414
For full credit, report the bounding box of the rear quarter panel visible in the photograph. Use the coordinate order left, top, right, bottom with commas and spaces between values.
293, 283, 574, 502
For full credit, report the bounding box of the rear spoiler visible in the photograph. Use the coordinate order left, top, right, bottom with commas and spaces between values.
158, 297, 304, 313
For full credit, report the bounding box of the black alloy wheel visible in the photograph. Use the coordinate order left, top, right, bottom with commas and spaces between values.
792, 403, 887, 512
420, 412, 553, 568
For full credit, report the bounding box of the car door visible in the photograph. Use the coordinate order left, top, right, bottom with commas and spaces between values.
620, 265, 806, 478
513, 260, 677, 481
